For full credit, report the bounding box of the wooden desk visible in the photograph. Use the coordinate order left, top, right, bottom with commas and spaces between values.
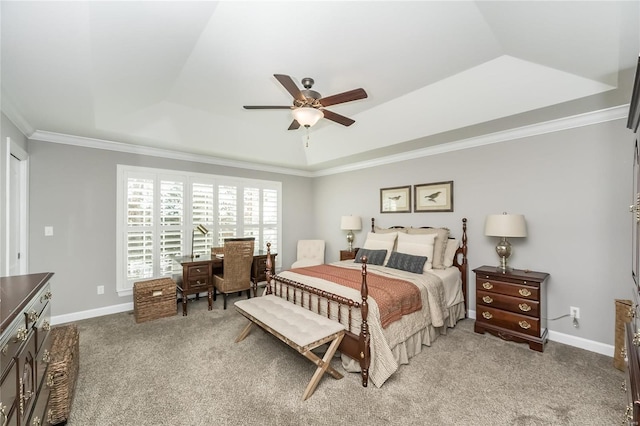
173, 250, 277, 315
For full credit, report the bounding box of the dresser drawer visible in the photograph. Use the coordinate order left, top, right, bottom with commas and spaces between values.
477, 290, 540, 317
1, 359, 18, 426
28, 382, 51, 426
187, 276, 210, 289
1, 317, 30, 379
476, 305, 541, 337
35, 303, 51, 355
476, 277, 539, 300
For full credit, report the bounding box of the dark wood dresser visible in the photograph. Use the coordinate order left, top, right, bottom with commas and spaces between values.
0, 273, 54, 426
473, 265, 549, 352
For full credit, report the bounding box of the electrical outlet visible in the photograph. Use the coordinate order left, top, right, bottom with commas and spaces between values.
570, 306, 580, 319
97, 285, 104, 295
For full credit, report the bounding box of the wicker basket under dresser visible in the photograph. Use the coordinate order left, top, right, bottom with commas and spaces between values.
0, 272, 54, 426
473, 265, 549, 352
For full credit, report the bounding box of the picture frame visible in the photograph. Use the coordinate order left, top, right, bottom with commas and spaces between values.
414, 181, 454, 212
380, 185, 411, 213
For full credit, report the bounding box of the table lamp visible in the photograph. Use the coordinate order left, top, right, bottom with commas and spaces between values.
484, 213, 527, 272
340, 215, 361, 252
191, 224, 210, 258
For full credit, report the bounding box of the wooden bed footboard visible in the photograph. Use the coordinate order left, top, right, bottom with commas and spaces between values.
263, 242, 371, 387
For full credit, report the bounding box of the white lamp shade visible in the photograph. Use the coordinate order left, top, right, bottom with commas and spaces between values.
484, 214, 527, 237
292, 107, 323, 127
340, 215, 362, 231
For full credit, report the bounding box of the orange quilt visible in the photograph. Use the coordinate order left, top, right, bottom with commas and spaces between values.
290, 264, 422, 328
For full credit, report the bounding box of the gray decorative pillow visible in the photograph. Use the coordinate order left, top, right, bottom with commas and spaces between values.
354, 248, 387, 265
385, 251, 427, 274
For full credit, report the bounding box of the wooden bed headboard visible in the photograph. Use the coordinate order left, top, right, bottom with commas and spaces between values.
370, 217, 468, 317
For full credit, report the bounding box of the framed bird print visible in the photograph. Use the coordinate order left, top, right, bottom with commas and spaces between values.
380, 185, 411, 213
414, 181, 454, 212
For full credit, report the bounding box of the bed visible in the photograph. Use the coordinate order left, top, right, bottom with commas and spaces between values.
262, 217, 468, 388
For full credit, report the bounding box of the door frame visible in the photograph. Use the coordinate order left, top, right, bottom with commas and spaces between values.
5, 137, 28, 275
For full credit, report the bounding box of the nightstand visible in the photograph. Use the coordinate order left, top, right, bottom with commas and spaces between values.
473, 265, 549, 352
340, 249, 359, 261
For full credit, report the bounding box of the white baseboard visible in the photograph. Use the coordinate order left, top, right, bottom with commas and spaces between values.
468, 309, 614, 358
51, 302, 133, 325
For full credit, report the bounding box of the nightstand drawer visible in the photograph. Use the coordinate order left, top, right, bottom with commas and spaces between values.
476, 278, 539, 300
477, 290, 540, 317
476, 306, 540, 337
187, 276, 210, 288
187, 264, 209, 277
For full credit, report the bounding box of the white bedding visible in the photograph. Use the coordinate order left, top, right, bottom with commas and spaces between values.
275, 260, 464, 387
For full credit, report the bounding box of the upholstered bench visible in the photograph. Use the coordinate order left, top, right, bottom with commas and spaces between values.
234, 295, 345, 400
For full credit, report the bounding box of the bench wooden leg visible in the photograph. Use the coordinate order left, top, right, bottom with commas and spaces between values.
301, 333, 345, 401
235, 321, 255, 343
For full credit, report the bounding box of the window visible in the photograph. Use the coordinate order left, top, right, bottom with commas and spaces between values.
116, 165, 281, 296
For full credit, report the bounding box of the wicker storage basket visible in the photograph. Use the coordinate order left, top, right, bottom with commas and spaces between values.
615, 299, 633, 371
134, 278, 177, 323
48, 324, 79, 425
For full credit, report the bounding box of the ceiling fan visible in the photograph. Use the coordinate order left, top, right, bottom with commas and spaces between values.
243, 74, 368, 130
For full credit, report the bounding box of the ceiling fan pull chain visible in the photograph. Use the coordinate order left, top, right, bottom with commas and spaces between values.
306, 127, 310, 148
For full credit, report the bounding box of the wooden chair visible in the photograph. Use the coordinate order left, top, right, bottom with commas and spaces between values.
213, 238, 255, 309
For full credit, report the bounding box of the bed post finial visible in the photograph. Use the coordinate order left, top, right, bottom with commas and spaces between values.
359, 256, 370, 387
265, 242, 273, 295
371, 217, 375, 232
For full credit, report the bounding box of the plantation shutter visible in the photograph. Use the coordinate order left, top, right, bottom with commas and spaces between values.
126, 177, 154, 282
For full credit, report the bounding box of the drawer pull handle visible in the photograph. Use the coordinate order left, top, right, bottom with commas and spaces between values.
1, 345, 7, 356
518, 320, 531, 329
43, 320, 51, 332
43, 349, 51, 364
518, 303, 532, 312
625, 404, 633, 421
32, 416, 41, 426
46, 372, 55, 388
482, 296, 493, 304
634, 332, 640, 347
518, 288, 531, 297
16, 327, 28, 342
45, 291, 52, 300
0, 404, 6, 424
482, 311, 493, 320
482, 282, 493, 290
196, 280, 201, 285
196, 268, 201, 273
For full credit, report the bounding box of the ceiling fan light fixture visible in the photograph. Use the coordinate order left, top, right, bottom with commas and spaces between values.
292, 107, 324, 128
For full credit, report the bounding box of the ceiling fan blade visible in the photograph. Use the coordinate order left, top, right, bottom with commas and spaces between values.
318, 88, 367, 107
243, 105, 292, 110
321, 109, 355, 127
274, 74, 306, 102
288, 120, 300, 130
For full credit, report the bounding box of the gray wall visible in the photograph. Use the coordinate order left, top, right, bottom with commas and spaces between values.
313, 119, 633, 346
25, 117, 634, 347
1, 112, 29, 274
27, 141, 314, 316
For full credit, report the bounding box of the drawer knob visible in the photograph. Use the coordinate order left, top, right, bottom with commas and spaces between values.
196, 268, 201, 273
43, 320, 51, 332
634, 332, 640, 347
27, 309, 39, 323
16, 327, 28, 342
1, 345, 7, 356
482, 311, 493, 320
482, 296, 493, 304
518, 320, 531, 330
482, 282, 493, 290
518, 288, 532, 297
518, 303, 532, 312
43, 349, 51, 364
196, 280, 201, 285
32, 416, 41, 426
46, 372, 55, 388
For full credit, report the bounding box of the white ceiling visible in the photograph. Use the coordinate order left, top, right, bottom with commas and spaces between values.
2, 1, 638, 172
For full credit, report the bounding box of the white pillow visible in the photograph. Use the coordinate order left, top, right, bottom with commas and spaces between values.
396, 232, 436, 271
443, 239, 460, 268
363, 231, 397, 265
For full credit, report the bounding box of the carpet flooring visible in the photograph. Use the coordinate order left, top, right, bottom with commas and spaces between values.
65, 296, 625, 425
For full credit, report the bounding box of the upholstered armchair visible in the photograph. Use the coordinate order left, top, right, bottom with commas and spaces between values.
291, 240, 325, 268
214, 238, 255, 309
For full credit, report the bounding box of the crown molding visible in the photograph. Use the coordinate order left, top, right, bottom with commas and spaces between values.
29, 130, 314, 177
28, 105, 628, 178
312, 104, 630, 177
1, 94, 35, 137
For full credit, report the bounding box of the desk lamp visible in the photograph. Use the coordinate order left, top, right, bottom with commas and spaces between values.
190, 224, 210, 258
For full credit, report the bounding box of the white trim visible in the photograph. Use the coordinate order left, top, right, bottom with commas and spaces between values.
28, 105, 629, 177
314, 105, 629, 176
468, 309, 613, 357
1, 95, 35, 137
30, 130, 313, 178
51, 302, 134, 326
